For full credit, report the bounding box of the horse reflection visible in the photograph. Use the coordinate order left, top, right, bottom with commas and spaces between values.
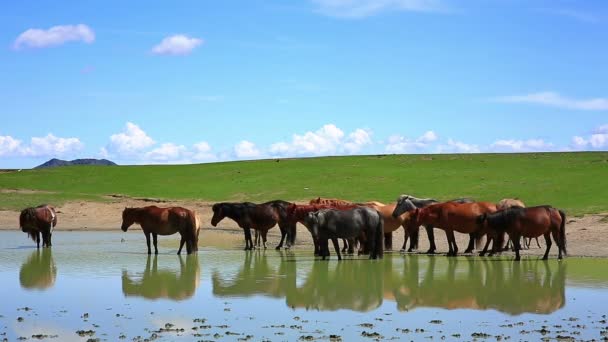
19, 249, 56, 290
211, 254, 565, 315
391, 256, 565, 315
122, 255, 200, 301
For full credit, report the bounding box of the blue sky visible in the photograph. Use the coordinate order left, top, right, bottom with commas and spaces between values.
1, 0, 607, 168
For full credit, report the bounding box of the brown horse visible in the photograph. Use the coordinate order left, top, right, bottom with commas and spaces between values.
409, 201, 498, 256
477, 206, 567, 260
211, 200, 296, 250
496, 198, 539, 250
19, 204, 57, 248
121, 206, 200, 255
367, 202, 415, 251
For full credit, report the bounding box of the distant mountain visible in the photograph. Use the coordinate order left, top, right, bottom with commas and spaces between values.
35, 158, 117, 169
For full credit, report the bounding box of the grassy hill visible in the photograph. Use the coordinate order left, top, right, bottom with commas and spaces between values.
1, 152, 607, 215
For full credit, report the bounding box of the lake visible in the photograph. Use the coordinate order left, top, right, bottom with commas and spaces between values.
1, 231, 607, 341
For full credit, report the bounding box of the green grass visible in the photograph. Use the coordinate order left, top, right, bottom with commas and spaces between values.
1, 152, 607, 215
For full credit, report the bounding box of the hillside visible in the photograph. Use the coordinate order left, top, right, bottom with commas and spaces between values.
1, 152, 607, 215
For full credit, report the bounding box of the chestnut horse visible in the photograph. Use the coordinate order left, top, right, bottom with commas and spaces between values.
392, 195, 476, 253
19, 204, 57, 248
211, 200, 296, 250
496, 198, 539, 250
408, 201, 498, 256
477, 206, 567, 260
121, 206, 200, 255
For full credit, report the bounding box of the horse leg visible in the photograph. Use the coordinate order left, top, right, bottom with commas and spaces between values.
479, 236, 492, 256
542, 232, 552, 260
331, 238, 341, 261
341, 238, 347, 253
152, 233, 159, 255
513, 233, 522, 261
550, 228, 562, 259
448, 230, 458, 257
464, 233, 475, 254
425, 225, 436, 254
36, 232, 41, 249
401, 226, 409, 252
178, 235, 185, 255
244, 228, 253, 250
262, 230, 268, 249
276, 226, 285, 250
535, 237, 541, 248
384, 232, 392, 251
144, 231, 152, 254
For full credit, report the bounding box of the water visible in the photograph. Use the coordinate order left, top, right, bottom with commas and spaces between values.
1, 231, 607, 341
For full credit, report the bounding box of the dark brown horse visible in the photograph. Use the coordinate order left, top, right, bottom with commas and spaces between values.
211, 200, 296, 250
477, 206, 567, 260
121, 206, 200, 255
19, 204, 57, 248
409, 201, 498, 256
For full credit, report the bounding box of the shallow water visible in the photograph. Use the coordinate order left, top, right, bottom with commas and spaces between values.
1, 231, 607, 341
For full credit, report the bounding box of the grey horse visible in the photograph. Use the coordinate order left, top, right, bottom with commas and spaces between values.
392, 195, 476, 254
303, 207, 384, 260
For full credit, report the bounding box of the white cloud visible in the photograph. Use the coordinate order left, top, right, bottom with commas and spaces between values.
490, 139, 553, 152
436, 139, 480, 153
234, 140, 261, 159
145, 143, 188, 162
0, 135, 23, 156
14, 24, 94, 50
192, 141, 216, 161
152, 35, 203, 56
492, 91, 608, 111
343, 128, 372, 154
106, 122, 155, 157
573, 124, 608, 150
385, 130, 438, 153
311, 0, 444, 18
0, 134, 82, 157
269, 124, 372, 157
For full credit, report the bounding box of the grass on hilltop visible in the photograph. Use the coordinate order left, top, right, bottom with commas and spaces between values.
0, 152, 607, 215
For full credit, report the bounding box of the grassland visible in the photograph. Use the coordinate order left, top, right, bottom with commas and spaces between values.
1, 152, 607, 215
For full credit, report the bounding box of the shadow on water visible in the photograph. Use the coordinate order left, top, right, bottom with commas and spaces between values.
19, 248, 57, 290
121, 254, 200, 301
212, 253, 565, 315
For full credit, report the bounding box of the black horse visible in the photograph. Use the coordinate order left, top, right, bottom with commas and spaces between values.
211, 200, 296, 250
303, 207, 384, 260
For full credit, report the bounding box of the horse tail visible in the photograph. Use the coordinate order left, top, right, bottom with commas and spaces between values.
27, 231, 37, 242
558, 209, 567, 256
188, 210, 199, 252
374, 212, 384, 259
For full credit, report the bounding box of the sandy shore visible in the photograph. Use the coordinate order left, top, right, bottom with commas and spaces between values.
2, 198, 607, 257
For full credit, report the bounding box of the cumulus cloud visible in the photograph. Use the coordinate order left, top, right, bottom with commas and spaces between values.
571, 124, 608, 150
145, 143, 188, 162
343, 128, 372, 154
311, 0, 444, 18
492, 91, 608, 111
269, 124, 372, 157
385, 130, 438, 153
106, 122, 155, 157
191, 142, 216, 161
151, 35, 203, 56
234, 140, 261, 159
490, 139, 553, 152
0, 134, 82, 157
13, 24, 94, 50
436, 139, 480, 153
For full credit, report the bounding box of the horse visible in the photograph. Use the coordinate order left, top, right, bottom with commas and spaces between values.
286, 203, 359, 255
496, 198, 539, 250
121, 206, 200, 255
392, 195, 475, 253
367, 202, 415, 251
477, 206, 567, 261
303, 207, 384, 260
408, 201, 498, 256
19, 204, 57, 248
211, 200, 296, 250
308, 198, 393, 250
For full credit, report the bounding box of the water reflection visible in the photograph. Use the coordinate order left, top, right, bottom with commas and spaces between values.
19, 249, 57, 290
122, 255, 200, 301
212, 253, 565, 315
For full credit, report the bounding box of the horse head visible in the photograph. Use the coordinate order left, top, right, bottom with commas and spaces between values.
121, 207, 136, 232
302, 211, 320, 237
210, 203, 225, 227
392, 195, 414, 218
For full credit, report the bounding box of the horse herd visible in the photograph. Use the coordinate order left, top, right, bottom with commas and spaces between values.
18, 194, 567, 261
